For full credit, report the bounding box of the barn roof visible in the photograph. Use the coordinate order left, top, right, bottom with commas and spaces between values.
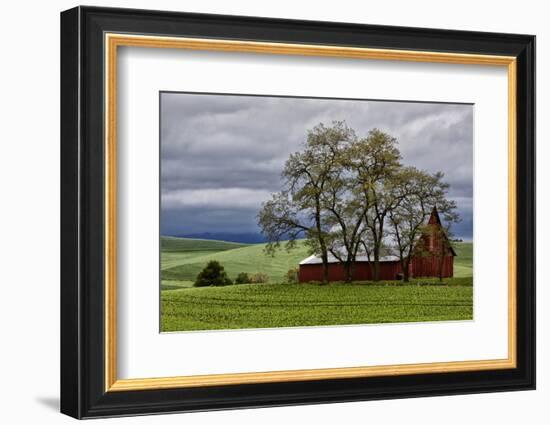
299, 253, 400, 265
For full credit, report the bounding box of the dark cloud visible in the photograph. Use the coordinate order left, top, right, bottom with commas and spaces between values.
160, 93, 473, 238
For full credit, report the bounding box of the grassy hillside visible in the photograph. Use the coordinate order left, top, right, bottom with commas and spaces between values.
161, 283, 473, 331
452, 242, 473, 278
161, 236, 249, 271
162, 239, 310, 283
161, 236, 247, 252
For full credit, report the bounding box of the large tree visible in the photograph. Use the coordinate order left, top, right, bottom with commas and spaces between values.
346, 129, 403, 281
387, 168, 458, 282
321, 169, 370, 283
258, 122, 355, 283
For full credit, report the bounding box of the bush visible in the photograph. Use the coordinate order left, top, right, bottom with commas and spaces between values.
194, 261, 233, 287
286, 268, 299, 283
235, 272, 251, 285
250, 272, 269, 284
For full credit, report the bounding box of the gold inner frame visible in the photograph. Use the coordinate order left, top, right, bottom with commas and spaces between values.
104, 33, 517, 392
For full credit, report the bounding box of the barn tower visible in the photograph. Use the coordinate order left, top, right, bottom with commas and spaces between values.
411, 206, 456, 278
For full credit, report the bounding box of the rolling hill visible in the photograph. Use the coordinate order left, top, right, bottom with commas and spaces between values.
452, 242, 473, 278
177, 232, 268, 244
161, 236, 247, 252
161, 237, 310, 283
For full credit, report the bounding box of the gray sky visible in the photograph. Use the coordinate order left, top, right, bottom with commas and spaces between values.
160, 92, 473, 239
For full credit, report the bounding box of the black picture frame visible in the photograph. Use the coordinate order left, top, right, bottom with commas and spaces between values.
61, 5, 535, 419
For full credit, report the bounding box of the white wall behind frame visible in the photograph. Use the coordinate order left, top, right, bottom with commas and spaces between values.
1, 1, 544, 425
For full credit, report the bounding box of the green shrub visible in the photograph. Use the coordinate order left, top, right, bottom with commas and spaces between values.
285, 268, 299, 283
194, 261, 233, 287
235, 272, 251, 285
250, 272, 269, 284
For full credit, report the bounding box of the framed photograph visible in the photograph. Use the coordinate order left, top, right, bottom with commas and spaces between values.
60, 6, 535, 419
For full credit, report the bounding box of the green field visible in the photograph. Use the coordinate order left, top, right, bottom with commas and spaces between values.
162, 281, 472, 331
160, 237, 473, 331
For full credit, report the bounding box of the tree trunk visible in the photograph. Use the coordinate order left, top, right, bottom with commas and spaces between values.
321, 251, 329, 284
314, 201, 329, 284
372, 222, 384, 282
373, 250, 380, 282
344, 261, 353, 283
403, 262, 410, 282
350, 258, 357, 283
366, 261, 374, 281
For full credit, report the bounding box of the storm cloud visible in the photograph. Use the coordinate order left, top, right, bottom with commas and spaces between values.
160, 92, 473, 239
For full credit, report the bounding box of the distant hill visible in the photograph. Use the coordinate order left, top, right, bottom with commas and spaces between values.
176, 232, 268, 244
452, 241, 473, 278
161, 236, 247, 252
162, 238, 310, 283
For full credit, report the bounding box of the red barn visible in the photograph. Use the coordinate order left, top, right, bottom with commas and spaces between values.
298, 206, 456, 282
